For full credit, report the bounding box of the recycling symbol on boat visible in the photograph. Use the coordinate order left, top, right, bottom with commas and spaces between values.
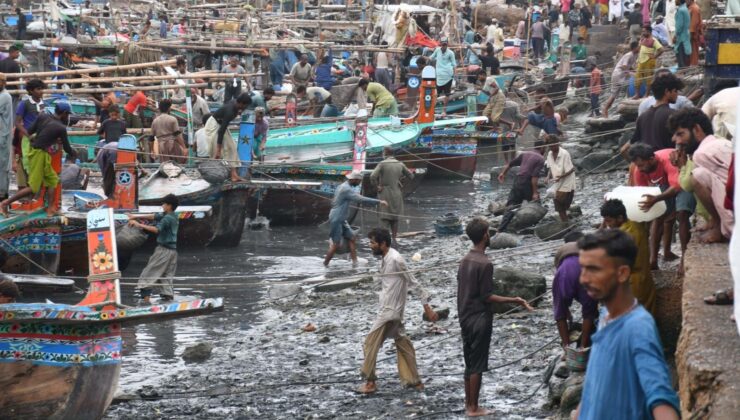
117, 172, 132, 186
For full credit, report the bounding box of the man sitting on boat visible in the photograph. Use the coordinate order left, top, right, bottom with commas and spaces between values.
128, 193, 180, 304
1, 102, 77, 217
324, 172, 387, 267
205, 93, 253, 183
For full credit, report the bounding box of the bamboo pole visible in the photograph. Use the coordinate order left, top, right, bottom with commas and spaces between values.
4, 59, 178, 79
70, 128, 153, 136
3, 72, 262, 87
6, 82, 210, 96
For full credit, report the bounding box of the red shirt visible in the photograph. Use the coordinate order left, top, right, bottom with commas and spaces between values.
123, 91, 147, 115
632, 148, 680, 189
589, 67, 602, 95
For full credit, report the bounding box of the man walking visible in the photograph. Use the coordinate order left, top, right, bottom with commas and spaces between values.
0, 73, 11, 200
370, 147, 413, 245
357, 227, 438, 394
128, 194, 180, 304
574, 229, 680, 419
324, 171, 387, 267
457, 217, 532, 416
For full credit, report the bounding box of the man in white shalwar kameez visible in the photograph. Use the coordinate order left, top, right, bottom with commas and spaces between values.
358, 228, 438, 394
0, 73, 12, 199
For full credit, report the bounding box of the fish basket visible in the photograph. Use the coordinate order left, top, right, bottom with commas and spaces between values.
434, 213, 463, 235
565, 346, 590, 373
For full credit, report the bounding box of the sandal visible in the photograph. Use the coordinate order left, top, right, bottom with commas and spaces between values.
703, 288, 734, 305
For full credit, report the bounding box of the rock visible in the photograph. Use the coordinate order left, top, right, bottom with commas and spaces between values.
616, 98, 642, 122
554, 360, 570, 379
318, 336, 330, 343
198, 160, 230, 184
559, 373, 585, 416
302, 323, 317, 332
584, 117, 627, 134
181, 342, 214, 363
314, 276, 372, 292
534, 220, 578, 241
489, 232, 522, 249
567, 205, 583, 218
506, 202, 547, 233
299, 359, 309, 366
577, 151, 622, 172
423, 307, 450, 322
268, 284, 302, 299
488, 200, 508, 216
548, 375, 567, 405
490, 266, 547, 313
561, 97, 591, 114
563, 143, 592, 161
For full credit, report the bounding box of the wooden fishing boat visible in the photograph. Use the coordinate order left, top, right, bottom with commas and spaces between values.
0, 207, 223, 419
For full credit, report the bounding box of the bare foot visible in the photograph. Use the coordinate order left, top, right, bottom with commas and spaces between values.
413, 382, 424, 391
663, 251, 679, 262
698, 228, 727, 244
692, 220, 714, 233
0, 200, 8, 217
356, 382, 377, 394
602, 111, 609, 118
650, 260, 659, 270
465, 407, 491, 417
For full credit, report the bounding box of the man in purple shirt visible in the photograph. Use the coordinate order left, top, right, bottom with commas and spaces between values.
552, 231, 598, 350
497, 148, 546, 232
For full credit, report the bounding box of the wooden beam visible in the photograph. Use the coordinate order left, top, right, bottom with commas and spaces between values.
3, 72, 262, 87
3, 59, 178, 79
6, 82, 210, 96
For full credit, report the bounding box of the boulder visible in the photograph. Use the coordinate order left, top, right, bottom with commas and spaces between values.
490, 266, 547, 313
488, 232, 522, 249
567, 205, 583, 218
584, 117, 627, 134
534, 220, 578, 241
488, 200, 508, 216
577, 151, 622, 172
616, 98, 642, 122
548, 375, 567, 406
181, 342, 214, 363
559, 372, 585, 417
506, 202, 547, 233
554, 360, 570, 379
562, 143, 592, 161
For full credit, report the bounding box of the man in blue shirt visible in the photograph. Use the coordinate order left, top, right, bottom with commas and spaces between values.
324, 171, 387, 267
575, 229, 680, 420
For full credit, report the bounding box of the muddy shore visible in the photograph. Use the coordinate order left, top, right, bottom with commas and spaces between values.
104, 165, 626, 419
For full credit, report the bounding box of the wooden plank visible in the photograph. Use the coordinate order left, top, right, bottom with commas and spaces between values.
3, 58, 178, 79
7, 82, 210, 96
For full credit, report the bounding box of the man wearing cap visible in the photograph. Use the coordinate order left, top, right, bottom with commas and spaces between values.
430, 38, 457, 117
1, 102, 76, 217
324, 172, 387, 267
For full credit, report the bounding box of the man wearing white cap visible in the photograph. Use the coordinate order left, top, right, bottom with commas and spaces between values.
324, 171, 388, 267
